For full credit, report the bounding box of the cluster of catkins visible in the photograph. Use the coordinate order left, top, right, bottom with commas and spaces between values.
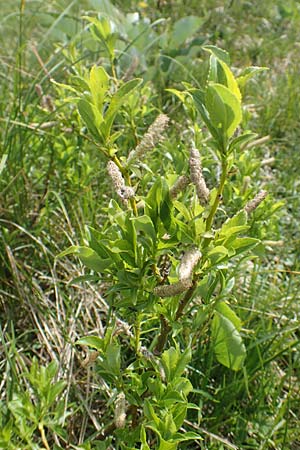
107, 114, 210, 206
107, 114, 267, 296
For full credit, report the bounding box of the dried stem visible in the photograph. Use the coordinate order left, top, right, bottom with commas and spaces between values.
175, 280, 197, 320
153, 314, 171, 355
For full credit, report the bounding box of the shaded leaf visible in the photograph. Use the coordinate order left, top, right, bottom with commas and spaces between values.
170, 16, 203, 46
211, 311, 246, 370
76, 336, 103, 352
215, 301, 242, 331
161, 347, 191, 382
106, 343, 121, 375
78, 99, 103, 140
57, 245, 112, 272
101, 78, 142, 140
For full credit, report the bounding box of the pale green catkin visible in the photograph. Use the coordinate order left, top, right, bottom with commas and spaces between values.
107, 161, 134, 200
114, 392, 126, 429
169, 175, 190, 199
178, 248, 201, 281
244, 190, 268, 215
127, 114, 169, 164
140, 346, 155, 362
189, 147, 209, 205
41, 94, 55, 112
154, 248, 201, 298
153, 278, 192, 298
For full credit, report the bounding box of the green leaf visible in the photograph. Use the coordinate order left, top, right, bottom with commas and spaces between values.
161, 412, 178, 438
237, 66, 269, 88
84, 16, 114, 57
146, 177, 172, 231
162, 390, 184, 404
140, 425, 151, 450
190, 89, 221, 142
170, 16, 203, 46
173, 200, 192, 221
171, 403, 187, 430
172, 431, 202, 442
144, 399, 161, 429
89, 65, 109, 113
205, 82, 242, 139
172, 377, 193, 397
203, 45, 230, 64
211, 311, 246, 371
231, 237, 259, 254
207, 246, 229, 265
101, 78, 142, 140
87, 227, 113, 259
218, 210, 248, 236
47, 380, 67, 407
228, 132, 258, 153
215, 301, 242, 331
207, 55, 241, 103
131, 215, 157, 249
76, 336, 104, 352
161, 347, 191, 382
165, 88, 186, 103
149, 177, 173, 231
57, 246, 112, 272
77, 99, 103, 141
158, 438, 177, 450
106, 343, 121, 375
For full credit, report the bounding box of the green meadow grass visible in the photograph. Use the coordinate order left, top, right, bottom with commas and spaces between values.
0, 1, 300, 449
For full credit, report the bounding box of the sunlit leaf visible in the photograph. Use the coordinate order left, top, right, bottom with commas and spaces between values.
89, 65, 109, 112
205, 82, 242, 138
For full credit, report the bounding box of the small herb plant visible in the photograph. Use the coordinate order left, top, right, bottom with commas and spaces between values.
59, 43, 270, 449
0, 358, 67, 450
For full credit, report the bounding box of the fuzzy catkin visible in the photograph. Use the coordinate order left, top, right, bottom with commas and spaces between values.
140, 346, 155, 362
107, 160, 125, 192
115, 392, 126, 429
178, 248, 201, 281
121, 186, 135, 199
127, 114, 169, 164
107, 161, 134, 200
244, 190, 268, 215
169, 175, 190, 199
41, 94, 55, 112
153, 278, 192, 298
189, 147, 209, 205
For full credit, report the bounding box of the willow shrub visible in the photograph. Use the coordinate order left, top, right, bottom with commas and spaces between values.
59, 44, 270, 449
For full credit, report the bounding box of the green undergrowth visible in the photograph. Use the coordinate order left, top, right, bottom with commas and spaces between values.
0, 1, 300, 449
